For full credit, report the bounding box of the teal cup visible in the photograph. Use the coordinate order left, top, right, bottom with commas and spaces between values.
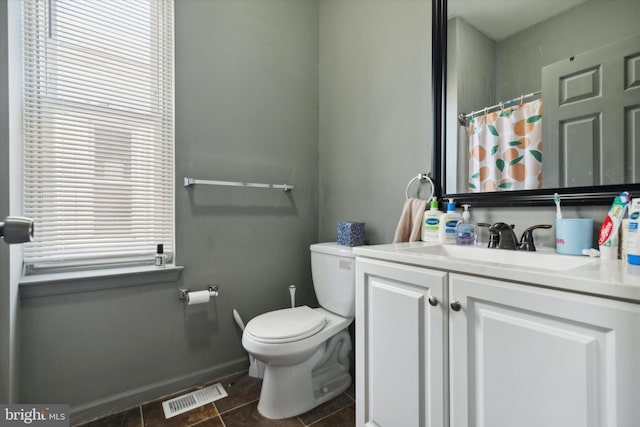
555, 218, 594, 255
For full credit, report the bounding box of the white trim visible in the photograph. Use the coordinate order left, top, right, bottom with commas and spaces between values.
70, 357, 249, 425
7, 0, 24, 404
20, 265, 183, 298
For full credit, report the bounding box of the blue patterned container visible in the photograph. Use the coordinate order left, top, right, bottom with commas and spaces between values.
337, 221, 365, 246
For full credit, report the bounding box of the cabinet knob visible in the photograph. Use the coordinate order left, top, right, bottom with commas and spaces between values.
450, 300, 462, 311
428, 296, 438, 306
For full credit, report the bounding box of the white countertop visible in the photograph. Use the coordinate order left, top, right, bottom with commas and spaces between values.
353, 242, 640, 303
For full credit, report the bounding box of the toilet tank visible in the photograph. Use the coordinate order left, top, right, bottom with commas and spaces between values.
310, 242, 356, 318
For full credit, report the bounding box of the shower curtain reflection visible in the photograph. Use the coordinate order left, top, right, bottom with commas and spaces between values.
467, 98, 543, 192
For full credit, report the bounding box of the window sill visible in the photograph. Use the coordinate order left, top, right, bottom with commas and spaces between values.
20, 265, 184, 299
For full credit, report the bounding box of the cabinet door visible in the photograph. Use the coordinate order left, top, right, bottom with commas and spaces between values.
449, 273, 640, 427
356, 258, 447, 427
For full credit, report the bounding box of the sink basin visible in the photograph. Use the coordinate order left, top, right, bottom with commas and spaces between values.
400, 244, 597, 271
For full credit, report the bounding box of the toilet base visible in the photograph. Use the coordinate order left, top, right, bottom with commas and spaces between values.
257, 330, 352, 419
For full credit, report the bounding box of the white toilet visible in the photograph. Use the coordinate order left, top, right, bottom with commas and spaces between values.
241, 242, 355, 419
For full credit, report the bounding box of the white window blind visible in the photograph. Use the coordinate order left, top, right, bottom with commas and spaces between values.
22, 0, 174, 273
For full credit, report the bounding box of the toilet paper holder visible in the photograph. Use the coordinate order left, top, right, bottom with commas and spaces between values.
179, 284, 219, 302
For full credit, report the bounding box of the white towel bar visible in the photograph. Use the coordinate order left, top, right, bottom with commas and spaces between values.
184, 177, 294, 192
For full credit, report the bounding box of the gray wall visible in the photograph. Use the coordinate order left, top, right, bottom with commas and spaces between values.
496, 0, 640, 100
17, 0, 319, 423
174, 0, 320, 321
446, 17, 496, 193
319, 0, 432, 244
449, 18, 496, 118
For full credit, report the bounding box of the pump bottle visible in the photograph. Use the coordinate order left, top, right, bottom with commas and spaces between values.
456, 204, 477, 245
439, 199, 461, 244
422, 199, 443, 242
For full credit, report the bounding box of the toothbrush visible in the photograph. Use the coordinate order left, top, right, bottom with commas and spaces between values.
553, 193, 563, 219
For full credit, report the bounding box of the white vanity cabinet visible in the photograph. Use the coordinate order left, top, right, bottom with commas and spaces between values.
355, 255, 640, 427
449, 273, 640, 427
355, 258, 447, 427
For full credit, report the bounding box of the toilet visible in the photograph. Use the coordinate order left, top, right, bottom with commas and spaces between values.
241, 242, 355, 419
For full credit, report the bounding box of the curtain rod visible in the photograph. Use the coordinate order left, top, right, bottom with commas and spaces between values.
458, 90, 542, 125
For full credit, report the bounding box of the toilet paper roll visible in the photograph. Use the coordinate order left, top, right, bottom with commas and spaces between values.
187, 290, 210, 305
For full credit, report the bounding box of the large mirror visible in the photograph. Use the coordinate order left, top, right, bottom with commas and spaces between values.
434, 0, 640, 206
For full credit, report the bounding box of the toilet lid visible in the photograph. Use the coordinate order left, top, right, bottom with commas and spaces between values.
245, 306, 327, 344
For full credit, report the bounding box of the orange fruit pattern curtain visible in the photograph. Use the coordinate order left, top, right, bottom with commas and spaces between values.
468, 98, 543, 192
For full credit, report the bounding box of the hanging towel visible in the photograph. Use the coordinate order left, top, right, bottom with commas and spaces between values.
393, 198, 427, 243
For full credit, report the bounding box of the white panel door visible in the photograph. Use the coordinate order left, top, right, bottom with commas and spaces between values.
542, 33, 640, 187
356, 258, 447, 427
449, 273, 640, 427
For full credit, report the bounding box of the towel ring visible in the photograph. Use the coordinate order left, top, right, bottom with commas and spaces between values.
405, 173, 434, 201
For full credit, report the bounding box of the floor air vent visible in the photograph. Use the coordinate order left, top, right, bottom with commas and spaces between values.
162, 383, 228, 419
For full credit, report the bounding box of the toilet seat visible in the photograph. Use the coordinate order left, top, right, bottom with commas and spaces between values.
245, 306, 327, 344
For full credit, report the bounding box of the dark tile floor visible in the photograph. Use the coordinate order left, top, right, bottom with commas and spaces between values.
75, 371, 355, 427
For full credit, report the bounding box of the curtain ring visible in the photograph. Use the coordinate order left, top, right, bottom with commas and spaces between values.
499, 101, 504, 113
520, 95, 524, 105
483, 106, 488, 116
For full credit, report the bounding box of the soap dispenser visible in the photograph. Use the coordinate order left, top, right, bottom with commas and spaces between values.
439, 198, 461, 244
456, 204, 477, 245
422, 199, 444, 242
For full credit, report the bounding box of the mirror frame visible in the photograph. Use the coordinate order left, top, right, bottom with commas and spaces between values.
431, 0, 640, 207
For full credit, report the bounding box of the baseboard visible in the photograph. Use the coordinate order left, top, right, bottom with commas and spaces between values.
70, 356, 248, 425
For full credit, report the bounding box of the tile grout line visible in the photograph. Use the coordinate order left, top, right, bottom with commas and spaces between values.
215, 398, 260, 416
185, 403, 221, 427
305, 401, 354, 426
302, 405, 349, 427
213, 402, 228, 427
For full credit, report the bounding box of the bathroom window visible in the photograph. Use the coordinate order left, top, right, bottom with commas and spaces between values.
21, 0, 174, 274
